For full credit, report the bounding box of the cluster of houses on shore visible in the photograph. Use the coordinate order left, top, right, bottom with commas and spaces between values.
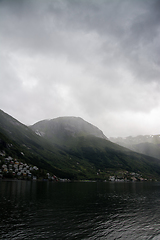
109, 171, 152, 182
0, 151, 58, 181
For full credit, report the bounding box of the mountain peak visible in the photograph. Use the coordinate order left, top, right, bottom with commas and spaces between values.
30, 116, 107, 143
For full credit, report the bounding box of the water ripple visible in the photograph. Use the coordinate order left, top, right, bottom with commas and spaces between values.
1, 181, 160, 239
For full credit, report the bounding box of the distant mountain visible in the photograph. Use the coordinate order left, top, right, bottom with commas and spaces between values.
1, 109, 160, 180
30, 116, 107, 145
110, 135, 160, 160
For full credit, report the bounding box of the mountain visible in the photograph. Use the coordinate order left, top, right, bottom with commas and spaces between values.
30, 116, 107, 145
0, 109, 75, 178
110, 135, 160, 160
30, 116, 160, 179
1, 109, 160, 180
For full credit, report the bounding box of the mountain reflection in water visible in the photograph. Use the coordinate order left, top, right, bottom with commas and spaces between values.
1, 181, 160, 239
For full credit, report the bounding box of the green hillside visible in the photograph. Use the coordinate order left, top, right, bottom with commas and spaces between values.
1, 109, 160, 180
0, 110, 77, 178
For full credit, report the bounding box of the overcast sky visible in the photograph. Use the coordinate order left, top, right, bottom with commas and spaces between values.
0, 0, 160, 137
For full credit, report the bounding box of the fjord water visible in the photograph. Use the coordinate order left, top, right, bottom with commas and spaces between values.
1, 181, 160, 240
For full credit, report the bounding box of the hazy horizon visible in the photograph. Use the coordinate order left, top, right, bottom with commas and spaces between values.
0, 0, 160, 137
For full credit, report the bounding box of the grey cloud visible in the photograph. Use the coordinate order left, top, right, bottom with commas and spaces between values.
1, 0, 159, 77
0, 0, 160, 137
63, 0, 160, 84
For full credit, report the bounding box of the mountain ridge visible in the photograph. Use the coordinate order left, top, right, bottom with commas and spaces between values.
110, 135, 160, 160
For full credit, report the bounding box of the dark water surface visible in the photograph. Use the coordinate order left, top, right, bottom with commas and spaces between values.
1, 181, 160, 239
